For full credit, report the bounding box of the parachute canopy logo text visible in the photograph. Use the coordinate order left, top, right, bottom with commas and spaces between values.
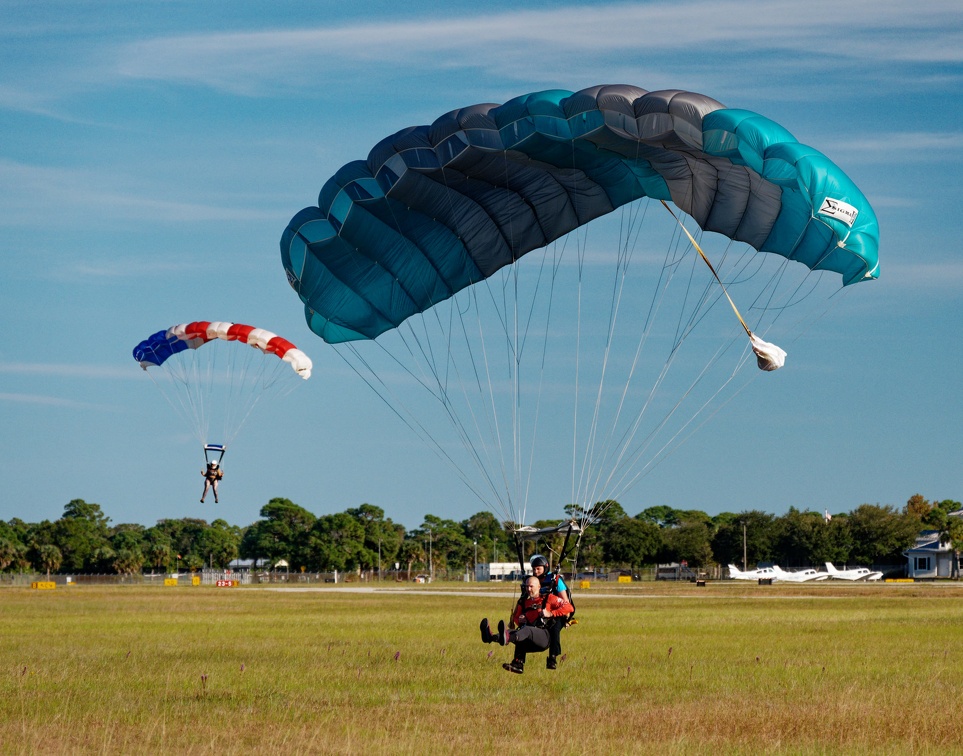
818, 198, 859, 227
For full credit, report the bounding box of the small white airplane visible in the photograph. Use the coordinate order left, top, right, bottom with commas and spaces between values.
825, 562, 883, 581
771, 565, 829, 582
728, 564, 778, 581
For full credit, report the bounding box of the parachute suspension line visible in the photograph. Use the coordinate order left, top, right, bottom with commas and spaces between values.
570, 225, 586, 512
602, 251, 755, 499
608, 258, 757, 498
447, 290, 513, 515
578, 201, 698, 511
568, 147, 703, 520
476, 267, 519, 524
223, 345, 299, 448
496, 239, 568, 527
557, 196, 672, 526
511, 240, 523, 523
380, 151, 569, 528
576, 198, 708, 524
144, 366, 205, 447
579, 197, 768, 515
582, 203, 668, 512
783, 277, 850, 343
411, 295, 519, 519
728, 235, 848, 364
502, 149, 528, 528
605, 335, 753, 500
354, 159, 522, 527
660, 200, 753, 340
617, 252, 828, 490
567, 135, 586, 515
598, 222, 834, 502
334, 338, 498, 513
337, 284, 520, 518
474, 261, 528, 525
182, 346, 210, 445
574, 201, 641, 513
519, 242, 565, 523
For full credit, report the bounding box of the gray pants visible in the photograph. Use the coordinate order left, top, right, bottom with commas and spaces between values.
201, 478, 219, 502
510, 624, 550, 664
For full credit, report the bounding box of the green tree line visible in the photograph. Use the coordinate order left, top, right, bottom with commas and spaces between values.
0, 494, 959, 577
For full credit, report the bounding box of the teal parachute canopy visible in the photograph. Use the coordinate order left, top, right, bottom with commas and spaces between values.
281, 85, 879, 344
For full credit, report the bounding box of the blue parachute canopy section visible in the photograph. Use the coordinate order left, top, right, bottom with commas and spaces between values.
281, 85, 880, 344
133, 329, 188, 368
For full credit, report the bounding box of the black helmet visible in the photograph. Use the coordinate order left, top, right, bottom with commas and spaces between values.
530, 554, 549, 569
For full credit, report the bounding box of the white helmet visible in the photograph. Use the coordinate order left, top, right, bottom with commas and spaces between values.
210, 460, 218, 467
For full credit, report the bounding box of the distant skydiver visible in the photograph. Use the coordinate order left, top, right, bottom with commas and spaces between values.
200, 460, 223, 504
479, 576, 574, 675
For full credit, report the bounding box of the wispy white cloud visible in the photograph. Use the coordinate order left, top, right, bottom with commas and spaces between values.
0, 82, 67, 119
877, 260, 963, 289
823, 132, 963, 162
63, 258, 204, 280
109, 0, 962, 95
0, 159, 278, 226
0, 363, 139, 380
0, 391, 114, 409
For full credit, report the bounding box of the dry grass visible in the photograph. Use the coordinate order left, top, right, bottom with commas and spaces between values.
1, 581, 961, 754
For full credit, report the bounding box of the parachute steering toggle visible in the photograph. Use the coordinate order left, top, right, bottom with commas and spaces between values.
204, 443, 227, 466
660, 201, 787, 371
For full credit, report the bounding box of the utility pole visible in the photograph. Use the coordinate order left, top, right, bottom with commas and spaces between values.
742, 521, 747, 572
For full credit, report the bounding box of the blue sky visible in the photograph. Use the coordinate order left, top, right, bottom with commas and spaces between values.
1, 0, 961, 531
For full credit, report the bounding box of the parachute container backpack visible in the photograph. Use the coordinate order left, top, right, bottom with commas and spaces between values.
280, 85, 879, 541
133, 321, 312, 459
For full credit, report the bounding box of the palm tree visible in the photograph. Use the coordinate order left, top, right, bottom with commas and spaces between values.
0, 538, 18, 572
37, 544, 62, 579
112, 548, 145, 577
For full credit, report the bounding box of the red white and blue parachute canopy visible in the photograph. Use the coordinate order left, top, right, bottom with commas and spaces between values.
132, 321, 312, 379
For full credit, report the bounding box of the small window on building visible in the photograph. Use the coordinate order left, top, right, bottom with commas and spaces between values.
915, 556, 931, 572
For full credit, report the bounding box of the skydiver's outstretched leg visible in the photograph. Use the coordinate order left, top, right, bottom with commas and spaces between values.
480, 618, 495, 643
501, 624, 549, 674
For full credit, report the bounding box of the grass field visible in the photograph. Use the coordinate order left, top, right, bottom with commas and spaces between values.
2, 581, 962, 754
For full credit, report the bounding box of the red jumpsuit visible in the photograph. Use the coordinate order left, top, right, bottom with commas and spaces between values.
508, 593, 574, 666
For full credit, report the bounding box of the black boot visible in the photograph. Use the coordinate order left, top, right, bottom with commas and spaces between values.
497, 620, 510, 646
502, 659, 524, 674
546, 655, 557, 670
479, 618, 494, 644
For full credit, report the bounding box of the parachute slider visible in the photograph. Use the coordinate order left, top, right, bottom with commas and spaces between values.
749, 333, 787, 371
512, 520, 583, 541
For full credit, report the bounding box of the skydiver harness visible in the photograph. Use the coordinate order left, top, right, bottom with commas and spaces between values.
514, 594, 557, 630
513, 577, 576, 632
